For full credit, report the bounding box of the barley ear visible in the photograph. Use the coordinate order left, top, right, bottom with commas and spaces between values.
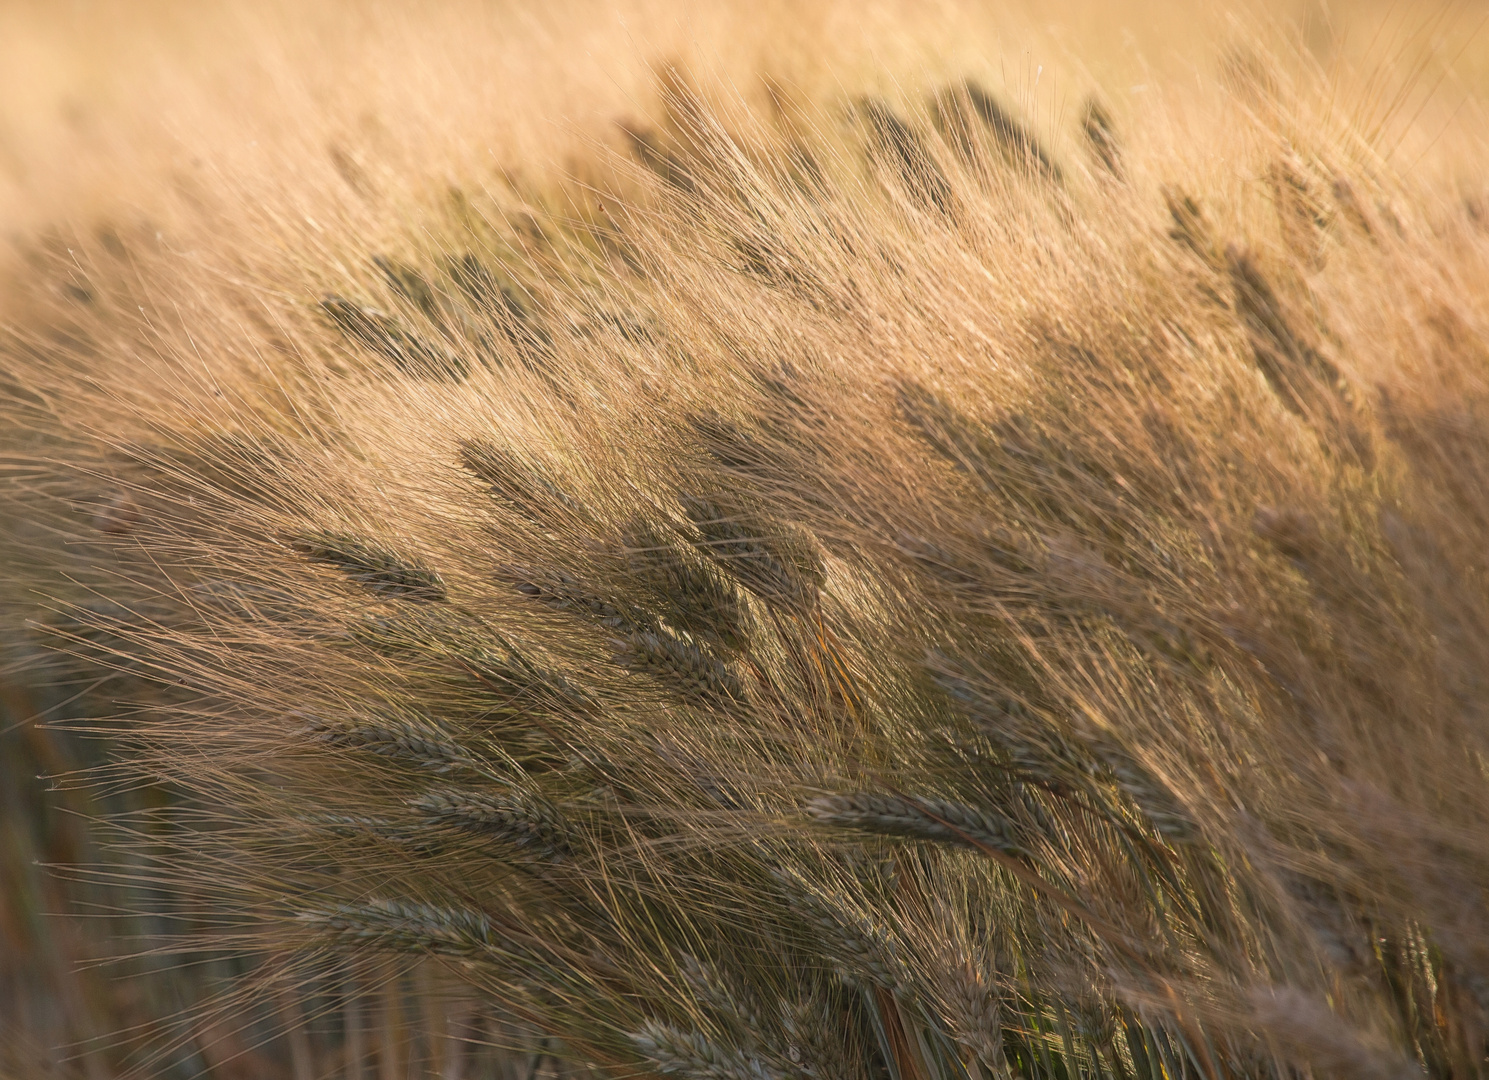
287, 530, 448, 601
300, 898, 496, 958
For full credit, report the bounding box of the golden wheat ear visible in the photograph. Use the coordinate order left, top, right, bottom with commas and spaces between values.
373, 254, 442, 320
1080, 97, 1122, 178
457, 437, 586, 525
619, 523, 751, 650
286, 529, 448, 600
858, 96, 956, 216
931, 80, 1062, 185
320, 295, 470, 380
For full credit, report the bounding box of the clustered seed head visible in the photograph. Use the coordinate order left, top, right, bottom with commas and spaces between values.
460, 638, 597, 716
930, 79, 1061, 182
288, 530, 448, 600
778, 997, 862, 1080
320, 295, 468, 380
773, 870, 908, 993
938, 961, 1005, 1071
302, 898, 495, 957
807, 792, 1025, 857
935, 668, 1198, 840
895, 383, 982, 475
681, 495, 823, 612
623, 524, 749, 650
931, 668, 1106, 787
688, 412, 778, 479
680, 952, 767, 1033
1164, 188, 1220, 268
859, 95, 955, 215
32, 33, 1489, 1080
632, 1020, 793, 1080
373, 254, 441, 318
1081, 97, 1122, 177
497, 562, 654, 632
303, 711, 475, 773
458, 437, 582, 523
616, 629, 745, 708
413, 787, 573, 858
996, 723, 1105, 791
1081, 733, 1198, 843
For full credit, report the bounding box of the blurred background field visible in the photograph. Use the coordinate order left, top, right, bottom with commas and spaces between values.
2, 1, 1487, 1076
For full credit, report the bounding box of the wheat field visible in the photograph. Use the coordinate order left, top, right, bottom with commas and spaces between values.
3, 2, 1489, 1078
